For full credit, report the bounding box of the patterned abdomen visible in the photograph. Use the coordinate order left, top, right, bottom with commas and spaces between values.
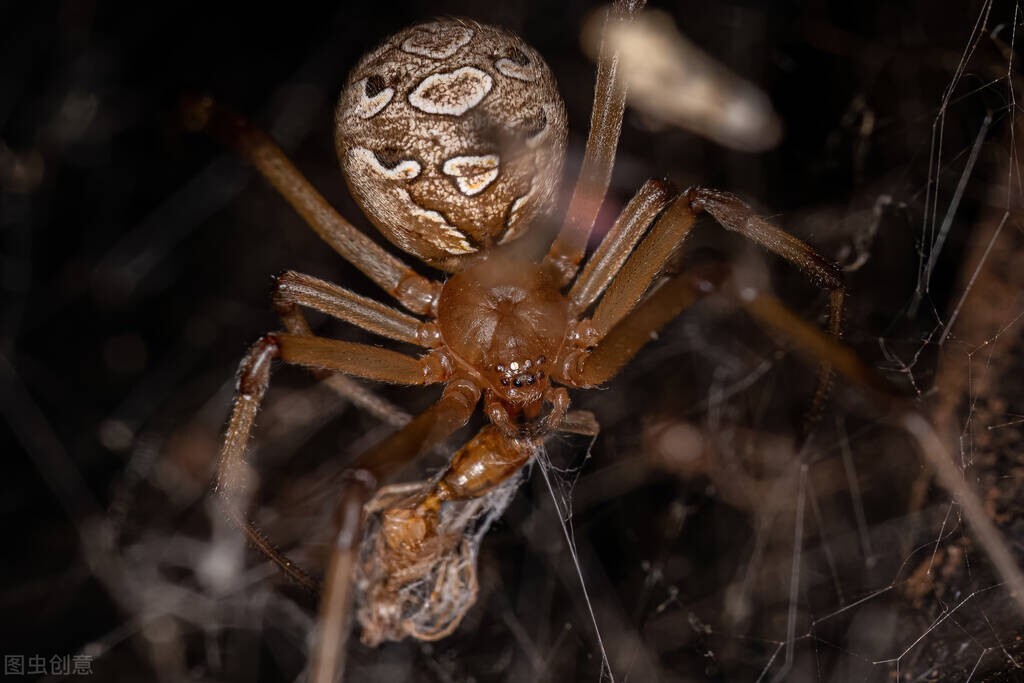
335, 19, 567, 271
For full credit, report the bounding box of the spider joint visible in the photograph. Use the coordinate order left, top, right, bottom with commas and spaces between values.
236, 335, 281, 396
557, 348, 590, 387
396, 273, 442, 316
422, 350, 455, 384
416, 321, 443, 348
442, 376, 482, 411
567, 319, 599, 349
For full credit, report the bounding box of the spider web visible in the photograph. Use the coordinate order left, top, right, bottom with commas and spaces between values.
3, 1, 1023, 682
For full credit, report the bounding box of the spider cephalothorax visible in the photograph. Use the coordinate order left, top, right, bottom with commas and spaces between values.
436, 254, 570, 434
335, 18, 567, 270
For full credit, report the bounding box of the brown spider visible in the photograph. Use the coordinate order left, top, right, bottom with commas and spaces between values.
186, 1, 846, 677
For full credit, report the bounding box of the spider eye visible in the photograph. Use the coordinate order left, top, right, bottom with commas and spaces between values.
364, 75, 387, 97
500, 378, 509, 386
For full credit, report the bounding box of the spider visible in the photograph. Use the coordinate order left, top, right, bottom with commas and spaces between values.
186, 0, 845, 676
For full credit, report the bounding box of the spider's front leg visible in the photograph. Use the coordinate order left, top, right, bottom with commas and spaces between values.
547, 0, 648, 285
559, 186, 845, 435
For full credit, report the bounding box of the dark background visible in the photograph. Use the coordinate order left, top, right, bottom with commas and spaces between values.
3, 0, 1021, 681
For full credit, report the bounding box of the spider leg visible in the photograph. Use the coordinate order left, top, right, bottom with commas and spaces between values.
683, 188, 843, 317
564, 260, 726, 387
351, 379, 481, 481
217, 270, 424, 595
555, 191, 703, 387
309, 470, 374, 683
588, 191, 697, 337
272, 333, 445, 383
182, 95, 441, 315
270, 270, 420, 426
273, 270, 437, 346
565, 188, 844, 433
217, 266, 467, 675
565, 257, 854, 398
683, 187, 845, 433
215, 336, 319, 591
214, 333, 451, 588
568, 179, 672, 314
546, 0, 646, 285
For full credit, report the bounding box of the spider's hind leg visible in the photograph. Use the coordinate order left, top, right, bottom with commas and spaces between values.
213, 333, 451, 590
218, 346, 480, 682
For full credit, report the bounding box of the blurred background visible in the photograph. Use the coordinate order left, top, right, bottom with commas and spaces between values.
3, 0, 1022, 680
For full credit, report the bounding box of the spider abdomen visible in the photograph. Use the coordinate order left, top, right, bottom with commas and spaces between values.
335, 19, 568, 271
437, 257, 567, 404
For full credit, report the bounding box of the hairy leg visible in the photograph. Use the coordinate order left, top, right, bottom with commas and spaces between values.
568, 179, 672, 314
587, 194, 697, 338
565, 188, 844, 433
273, 270, 437, 346
182, 95, 440, 315
546, 0, 647, 285
213, 333, 449, 588
685, 187, 845, 434
565, 261, 727, 387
